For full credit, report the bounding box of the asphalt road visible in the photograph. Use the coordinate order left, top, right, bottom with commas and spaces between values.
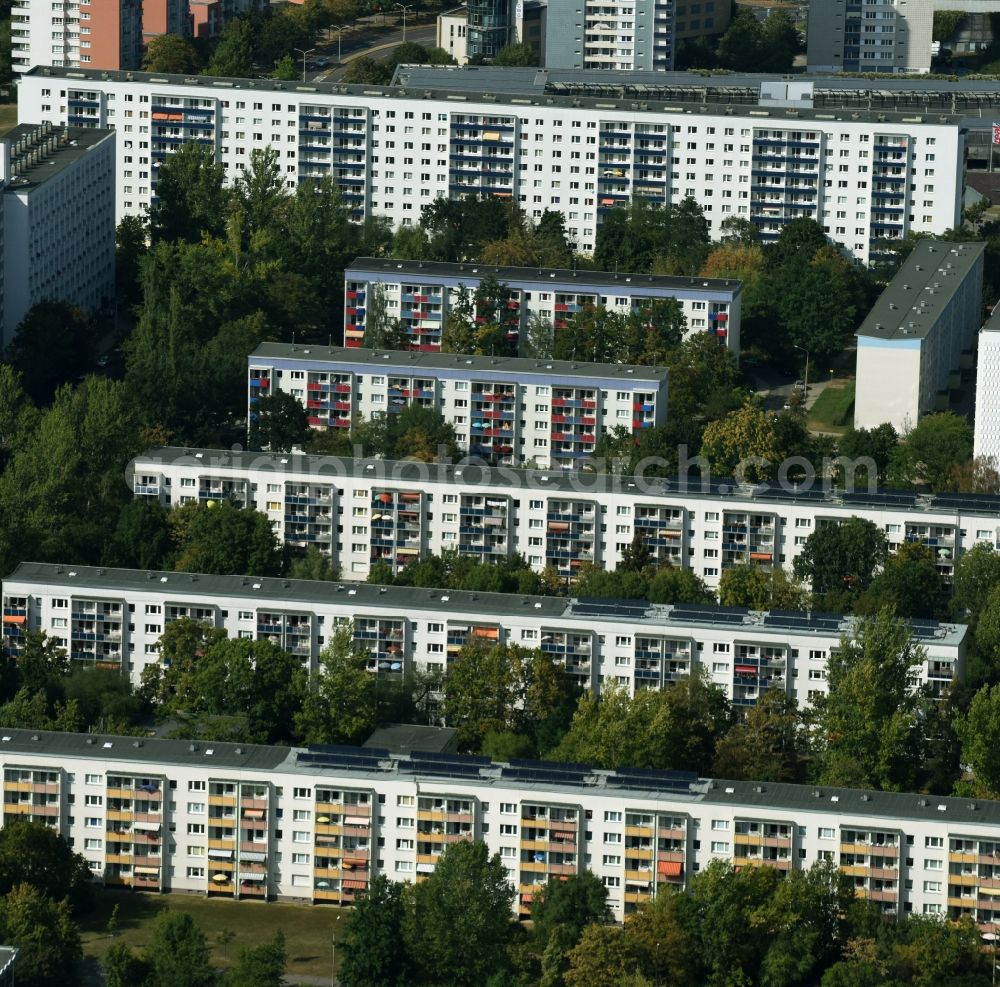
302, 20, 439, 82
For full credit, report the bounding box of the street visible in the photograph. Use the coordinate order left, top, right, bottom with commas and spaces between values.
298, 17, 438, 82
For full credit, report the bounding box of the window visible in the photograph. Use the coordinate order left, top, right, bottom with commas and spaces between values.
603, 854, 621, 866
500, 803, 516, 814
187, 823, 205, 835
925, 836, 943, 848
188, 780, 206, 792
85, 838, 102, 850
397, 795, 415, 806
293, 809, 311, 821
500, 846, 517, 859
186, 866, 205, 878
924, 859, 942, 870
500, 824, 518, 836
819, 827, 835, 839
86, 817, 101, 828
603, 832, 622, 844
293, 831, 310, 843
711, 841, 730, 854
604, 811, 621, 822
187, 845, 206, 857
397, 817, 414, 828
187, 802, 205, 815
85, 774, 101, 785
293, 787, 311, 799
85, 795, 103, 806
923, 880, 942, 893
711, 820, 729, 831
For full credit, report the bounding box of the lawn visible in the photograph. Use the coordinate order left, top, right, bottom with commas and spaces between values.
0, 103, 17, 137
80, 887, 349, 981
808, 380, 855, 433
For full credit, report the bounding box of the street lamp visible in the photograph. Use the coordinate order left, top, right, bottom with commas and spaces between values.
395, 3, 414, 42
792, 343, 810, 399
294, 47, 315, 82
335, 24, 352, 64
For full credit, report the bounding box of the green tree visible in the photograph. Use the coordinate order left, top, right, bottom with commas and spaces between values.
220, 930, 287, 987
532, 871, 610, 949
344, 55, 392, 84
792, 517, 888, 598
700, 398, 781, 483
4, 301, 95, 406
103, 942, 151, 987
811, 608, 929, 790
295, 623, 376, 745
173, 501, 283, 576
204, 17, 255, 77
272, 52, 299, 80
664, 332, 741, 423
0, 883, 82, 987
857, 541, 943, 618
717, 563, 810, 611
563, 924, 637, 987
340, 874, 412, 987
955, 683, 1000, 796
157, 635, 308, 745
623, 889, 697, 987
403, 840, 515, 986
287, 545, 341, 581
0, 818, 92, 910
149, 142, 229, 244
116, 214, 150, 310
143, 34, 202, 73
712, 690, 805, 783
248, 389, 310, 451
106, 497, 173, 571
143, 911, 215, 987
493, 42, 538, 66
889, 413, 974, 489
836, 423, 899, 489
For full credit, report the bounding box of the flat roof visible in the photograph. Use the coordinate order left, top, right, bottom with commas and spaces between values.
4, 728, 1000, 825
20, 66, 965, 127
364, 724, 458, 753
982, 302, 1000, 334
249, 342, 670, 384
857, 241, 985, 342
0, 727, 287, 772
1, 561, 967, 645
129, 445, 1000, 519
346, 256, 742, 294
3, 124, 113, 194
0, 948, 15, 976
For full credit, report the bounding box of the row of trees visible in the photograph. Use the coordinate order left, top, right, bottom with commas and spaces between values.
677, 8, 803, 73
340, 841, 992, 987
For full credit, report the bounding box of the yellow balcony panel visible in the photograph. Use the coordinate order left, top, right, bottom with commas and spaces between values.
624, 891, 653, 903
209, 794, 237, 807
208, 838, 235, 850
624, 869, 654, 883
625, 825, 654, 837
951, 852, 979, 865
624, 847, 653, 860
949, 874, 978, 887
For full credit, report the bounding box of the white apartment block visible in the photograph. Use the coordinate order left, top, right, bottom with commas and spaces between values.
127, 447, 1000, 588
343, 257, 741, 354
0, 122, 116, 347
15, 66, 967, 266
807, 0, 1000, 76
248, 344, 668, 470
854, 241, 984, 433
0, 563, 966, 710
1, 726, 997, 925
975, 304, 1000, 464
11, 0, 142, 74
544, 0, 674, 72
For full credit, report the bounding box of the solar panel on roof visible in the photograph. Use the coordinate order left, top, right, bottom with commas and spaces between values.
671, 602, 747, 625
509, 758, 591, 774
310, 743, 391, 759
410, 751, 491, 767
842, 490, 916, 507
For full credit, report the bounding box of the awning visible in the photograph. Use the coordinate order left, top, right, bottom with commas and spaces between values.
345, 816, 369, 826
238, 872, 266, 882
658, 860, 682, 877
416, 863, 435, 873
242, 809, 265, 820
735, 665, 757, 675
134, 866, 159, 876
208, 849, 233, 860
1, 615, 25, 625
240, 850, 266, 862
343, 879, 368, 889
343, 857, 368, 867
133, 821, 160, 832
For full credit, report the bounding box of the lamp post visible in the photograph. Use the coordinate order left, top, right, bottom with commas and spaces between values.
395, 3, 414, 42
335, 24, 351, 63
294, 47, 315, 82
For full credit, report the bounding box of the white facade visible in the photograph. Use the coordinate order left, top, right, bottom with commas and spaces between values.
854, 241, 984, 433
807, 0, 1000, 76
11, 0, 143, 74
0, 123, 116, 347
127, 447, 1000, 588
248, 344, 668, 469
343, 257, 741, 355
0, 561, 967, 708
975, 306, 1000, 463
437, 7, 470, 64
15, 66, 966, 266
1, 726, 998, 924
